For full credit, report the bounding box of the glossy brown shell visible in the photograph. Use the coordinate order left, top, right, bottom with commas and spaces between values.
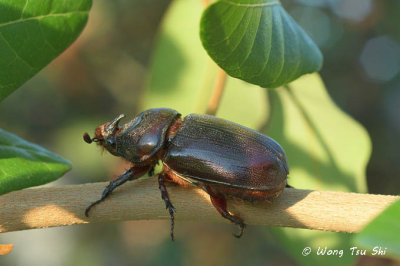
163, 114, 289, 191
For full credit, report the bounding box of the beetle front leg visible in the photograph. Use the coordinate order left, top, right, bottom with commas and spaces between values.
85, 165, 150, 217
158, 174, 176, 241
205, 186, 246, 238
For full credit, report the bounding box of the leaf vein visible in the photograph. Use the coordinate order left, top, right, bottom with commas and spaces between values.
270, 7, 285, 85
20, 0, 29, 19
285, 12, 301, 82
38, 22, 57, 53
256, 8, 273, 79
0, 31, 36, 71
208, 6, 248, 47
221, 8, 252, 62
239, 8, 263, 70
221, 0, 280, 8
0, 11, 88, 28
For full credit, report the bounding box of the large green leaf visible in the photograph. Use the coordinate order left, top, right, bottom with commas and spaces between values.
145, 0, 370, 265
0, 128, 71, 194
266, 78, 370, 192
265, 76, 371, 266
200, 0, 322, 88
354, 199, 400, 260
0, 0, 91, 101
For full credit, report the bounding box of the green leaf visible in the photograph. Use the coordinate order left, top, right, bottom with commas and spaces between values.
266, 78, 370, 192
0, 0, 91, 101
0, 128, 71, 195
146, 0, 370, 265
264, 76, 371, 265
200, 0, 323, 88
354, 200, 400, 260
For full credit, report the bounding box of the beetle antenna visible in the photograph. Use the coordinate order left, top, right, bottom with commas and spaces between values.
83, 132, 99, 144
83, 133, 92, 143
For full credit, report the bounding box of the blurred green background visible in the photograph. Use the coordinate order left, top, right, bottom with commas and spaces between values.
1, 0, 399, 265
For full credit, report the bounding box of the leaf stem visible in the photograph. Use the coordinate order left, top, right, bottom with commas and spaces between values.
205, 67, 228, 116
201, 0, 228, 116
202, 0, 210, 7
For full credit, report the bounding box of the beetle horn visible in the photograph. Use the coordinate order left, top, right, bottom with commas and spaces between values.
105, 114, 125, 134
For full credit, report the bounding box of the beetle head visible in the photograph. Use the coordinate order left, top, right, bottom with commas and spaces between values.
84, 108, 181, 163
83, 114, 125, 156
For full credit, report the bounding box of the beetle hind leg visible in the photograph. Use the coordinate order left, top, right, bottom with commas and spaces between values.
206, 186, 246, 238
158, 173, 176, 241
286, 183, 293, 188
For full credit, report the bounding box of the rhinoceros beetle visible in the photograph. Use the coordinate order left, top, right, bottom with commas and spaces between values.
83, 108, 289, 240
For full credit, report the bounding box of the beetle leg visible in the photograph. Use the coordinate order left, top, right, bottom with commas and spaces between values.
85, 166, 150, 217
158, 174, 176, 241
205, 187, 246, 238
148, 165, 155, 177
286, 183, 293, 188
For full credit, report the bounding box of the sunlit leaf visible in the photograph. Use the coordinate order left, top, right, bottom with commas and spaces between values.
0, 128, 71, 194
354, 199, 400, 260
0, 0, 92, 101
266, 76, 370, 192
265, 75, 371, 265
200, 0, 322, 88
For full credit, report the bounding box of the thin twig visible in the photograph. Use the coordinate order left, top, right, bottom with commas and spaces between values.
205, 67, 228, 116
202, 0, 210, 7
201, 0, 228, 116
0, 177, 398, 234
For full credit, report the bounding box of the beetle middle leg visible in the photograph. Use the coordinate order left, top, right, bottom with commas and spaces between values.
85, 165, 150, 217
148, 166, 155, 177
158, 173, 176, 241
205, 186, 246, 238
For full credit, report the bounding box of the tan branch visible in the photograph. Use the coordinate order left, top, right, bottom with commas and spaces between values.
0, 177, 398, 234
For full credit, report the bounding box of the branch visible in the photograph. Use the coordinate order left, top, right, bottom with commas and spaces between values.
0, 177, 398, 234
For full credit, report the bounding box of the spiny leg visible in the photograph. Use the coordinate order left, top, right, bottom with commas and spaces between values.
206, 186, 246, 238
85, 166, 150, 217
148, 166, 155, 177
158, 173, 176, 240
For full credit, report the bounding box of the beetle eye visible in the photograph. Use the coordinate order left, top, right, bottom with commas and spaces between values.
107, 138, 116, 147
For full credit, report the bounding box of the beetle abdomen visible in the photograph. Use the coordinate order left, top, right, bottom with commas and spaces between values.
164, 114, 289, 191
